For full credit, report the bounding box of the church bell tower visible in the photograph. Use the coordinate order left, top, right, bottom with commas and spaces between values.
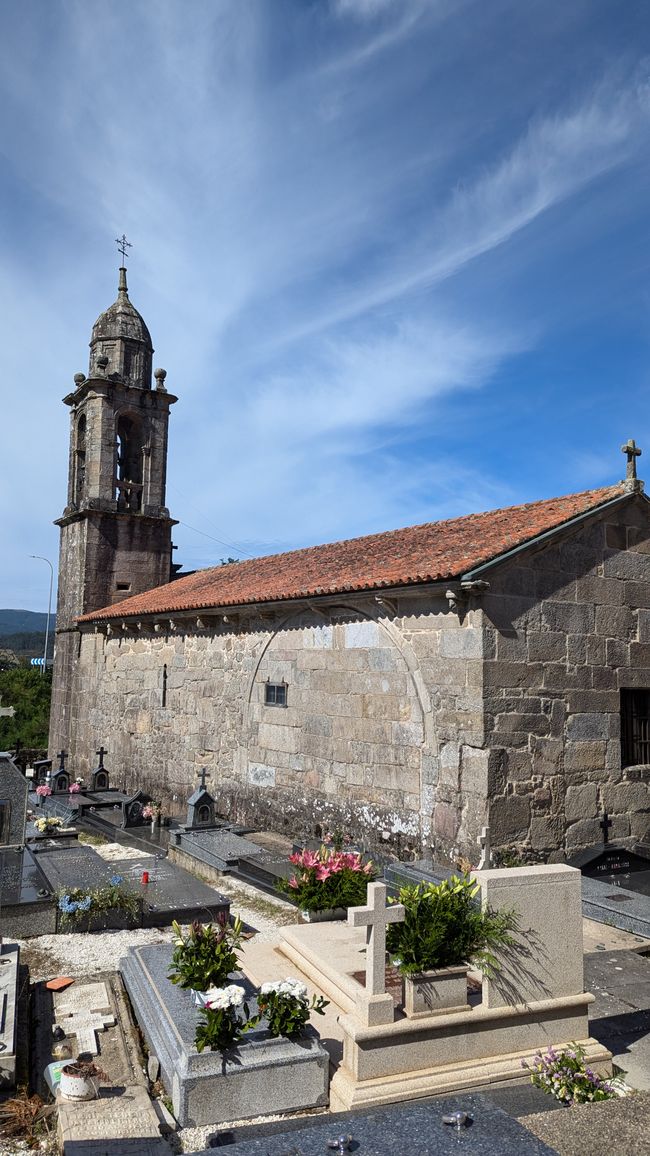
49, 257, 178, 755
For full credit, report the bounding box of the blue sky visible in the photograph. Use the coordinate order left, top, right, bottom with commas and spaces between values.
2, 0, 650, 611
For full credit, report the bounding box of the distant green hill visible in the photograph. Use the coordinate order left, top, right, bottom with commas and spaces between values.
0, 609, 52, 636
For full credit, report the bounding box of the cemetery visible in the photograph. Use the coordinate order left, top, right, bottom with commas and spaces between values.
3, 744, 650, 1154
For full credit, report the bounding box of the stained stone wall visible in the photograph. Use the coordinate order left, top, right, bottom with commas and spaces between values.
69, 597, 486, 857
67, 495, 650, 860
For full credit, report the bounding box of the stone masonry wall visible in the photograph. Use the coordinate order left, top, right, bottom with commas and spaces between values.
70, 597, 486, 859
482, 495, 650, 857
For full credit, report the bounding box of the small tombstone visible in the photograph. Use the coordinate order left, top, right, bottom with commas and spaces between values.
51, 751, 70, 794
0, 752, 28, 849
51, 769, 70, 793
121, 789, 153, 828
186, 768, 216, 829
90, 746, 110, 792
33, 759, 52, 786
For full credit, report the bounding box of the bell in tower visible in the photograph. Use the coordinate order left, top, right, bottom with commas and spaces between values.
49, 246, 178, 757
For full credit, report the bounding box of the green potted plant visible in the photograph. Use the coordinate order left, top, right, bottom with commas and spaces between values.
256, 977, 329, 1038
277, 846, 377, 919
386, 875, 519, 1018
168, 916, 244, 1003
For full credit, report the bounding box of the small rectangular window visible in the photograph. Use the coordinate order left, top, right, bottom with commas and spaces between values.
621, 688, 650, 767
265, 682, 287, 707
116, 582, 131, 591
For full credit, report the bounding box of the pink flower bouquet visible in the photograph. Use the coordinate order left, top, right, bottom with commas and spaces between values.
278, 845, 376, 912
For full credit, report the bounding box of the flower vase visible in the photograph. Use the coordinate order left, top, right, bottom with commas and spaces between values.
151, 819, 156, 834
59, 1064, 98, 1101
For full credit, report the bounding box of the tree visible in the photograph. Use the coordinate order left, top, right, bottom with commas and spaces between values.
0, 667, 52, 749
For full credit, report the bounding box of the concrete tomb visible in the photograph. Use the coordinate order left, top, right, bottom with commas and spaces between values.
120, 942, 329, 1127
0, 752, 28, 849
279, 865, 612, 1112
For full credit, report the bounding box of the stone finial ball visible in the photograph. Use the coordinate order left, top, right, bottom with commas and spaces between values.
74, 372, 86, 384
154, 367, 167, 390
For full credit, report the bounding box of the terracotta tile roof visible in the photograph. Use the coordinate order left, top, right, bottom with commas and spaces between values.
80, 483, 626, 622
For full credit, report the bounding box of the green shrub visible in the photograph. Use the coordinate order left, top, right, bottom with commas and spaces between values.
386, 874, 519, 976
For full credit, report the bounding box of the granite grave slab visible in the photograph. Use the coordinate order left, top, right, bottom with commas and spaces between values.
0, 847, 57, 937
195, 1093, 559, 1155
172, 828, 264, 872
120, 943, 329, 1127
0, 753, 28, 848
0, 943, 19, 1088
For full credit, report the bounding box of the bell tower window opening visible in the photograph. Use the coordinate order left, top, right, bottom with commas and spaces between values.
75, 414, 87, 503
115, 414, 144, 511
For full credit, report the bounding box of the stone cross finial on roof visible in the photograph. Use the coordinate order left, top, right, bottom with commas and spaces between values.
197, 768, 210, 790
622, 439, 642, 490
477, 825, 492, 870
96, 746, 107, 768
57, 750, 67, 772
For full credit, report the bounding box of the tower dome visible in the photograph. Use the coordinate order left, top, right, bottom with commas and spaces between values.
89, 267, 153, 388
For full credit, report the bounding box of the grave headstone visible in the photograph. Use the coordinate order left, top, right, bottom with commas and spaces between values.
33, 758, 52, 785
121, 789, 153, 828
347, 881, 404, 1026
90, 746, 110, 792
0, 752, 28, 849
185, 768, 216, 828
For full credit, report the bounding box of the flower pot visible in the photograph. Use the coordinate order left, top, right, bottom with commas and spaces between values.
301, 907, 347, 923
59, 1064, 98, 1101
402, 965, 470, 1019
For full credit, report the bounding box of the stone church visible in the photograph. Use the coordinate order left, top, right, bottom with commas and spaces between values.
50, 266, 650, 862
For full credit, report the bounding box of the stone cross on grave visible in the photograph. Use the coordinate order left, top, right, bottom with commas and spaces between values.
477, 825, 492, 870
57, 750, 67, 772
96, 746, 107, 768
622, 439, 642, 486
54, 982, 115, 1055
600, 811, 613, 845
197, 768, 210, 790
0, 696, 15, 719
348, 882, 404, 1027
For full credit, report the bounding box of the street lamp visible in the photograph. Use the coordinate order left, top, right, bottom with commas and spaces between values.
29, 555, 54, 676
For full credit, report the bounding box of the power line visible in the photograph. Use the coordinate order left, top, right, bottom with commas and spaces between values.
176, 520, 257, 559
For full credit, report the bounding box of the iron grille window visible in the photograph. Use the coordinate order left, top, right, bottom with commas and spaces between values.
265, 682, 287, 707
621, 689, 650, 767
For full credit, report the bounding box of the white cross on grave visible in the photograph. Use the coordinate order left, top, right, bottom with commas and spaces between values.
348, 881, 404, 1027
477, 825, 492, 870
54, 982, 115, 1056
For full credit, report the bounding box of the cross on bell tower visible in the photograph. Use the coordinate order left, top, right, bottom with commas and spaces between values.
49, 245, 180, 765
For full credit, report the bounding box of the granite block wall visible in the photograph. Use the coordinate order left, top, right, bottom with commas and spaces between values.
482, 497, 650, 856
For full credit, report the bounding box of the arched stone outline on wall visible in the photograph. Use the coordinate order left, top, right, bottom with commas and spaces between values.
238, 600, 438, 844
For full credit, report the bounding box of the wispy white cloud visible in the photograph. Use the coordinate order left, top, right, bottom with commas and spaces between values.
1, 2, 650, 606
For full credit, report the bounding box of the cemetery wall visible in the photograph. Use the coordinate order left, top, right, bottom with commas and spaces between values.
482, 497, 650, 856
71, 596, 485, 857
